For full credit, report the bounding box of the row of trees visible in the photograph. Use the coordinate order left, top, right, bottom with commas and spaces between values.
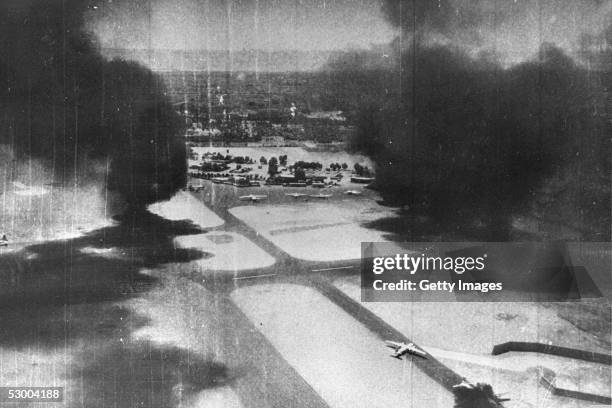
205, 152, 255, 164
257, 155, 358, 174
292, 161, 323, 170
200, 162, 229, 172
330, 163, 349, 171
191, 172, 265, 181
258, 155, 286, 166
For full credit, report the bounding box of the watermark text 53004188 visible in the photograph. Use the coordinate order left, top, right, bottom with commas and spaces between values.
0, 387, 63, 402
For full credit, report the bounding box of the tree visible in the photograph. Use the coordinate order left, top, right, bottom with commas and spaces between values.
268, 157, 278, 176
294, 167, 306, 181
341, 163, 348, 170
260, 156, 267, 165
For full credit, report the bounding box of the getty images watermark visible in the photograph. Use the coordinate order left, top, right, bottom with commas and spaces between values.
371, 251, 501, 293
360, 242, 608, 302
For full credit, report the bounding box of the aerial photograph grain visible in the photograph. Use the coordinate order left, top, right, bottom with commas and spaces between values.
0, 1, 610, 407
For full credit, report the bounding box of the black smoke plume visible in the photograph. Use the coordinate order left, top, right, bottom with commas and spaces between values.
381, 0, 611, 60
325, 2, 610, 240
0, 0, 186, 210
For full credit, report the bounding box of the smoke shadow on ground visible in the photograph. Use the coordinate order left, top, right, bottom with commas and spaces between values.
0, 303, 235, 408
77, 342, 235, 408
361, 208, 536, 242
0, 211, 235, 407
0, 211, 208, 309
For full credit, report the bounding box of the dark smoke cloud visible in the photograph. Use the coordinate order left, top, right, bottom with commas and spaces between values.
0, 0, 186, 210
325, 2, 610, 239
382, 0, 611, 64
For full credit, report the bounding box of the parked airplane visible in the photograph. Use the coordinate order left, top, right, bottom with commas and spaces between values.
385, 340, 428, 359
344, 190, 362, 195
239, 194, 268, 202
285, 193, 307, 198
308, 194, 332, 199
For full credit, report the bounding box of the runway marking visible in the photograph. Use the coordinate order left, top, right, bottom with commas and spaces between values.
268, 222, 350, 236
232, 273, 278, 280
311, 266, 354, 272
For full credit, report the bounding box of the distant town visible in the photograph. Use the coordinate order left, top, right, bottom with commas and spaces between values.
165, 70, 358, 147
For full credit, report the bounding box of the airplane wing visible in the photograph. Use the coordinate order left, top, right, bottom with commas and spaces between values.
384, 340, 402, 350
406, 343, 428, 358
385, 341, 428, 359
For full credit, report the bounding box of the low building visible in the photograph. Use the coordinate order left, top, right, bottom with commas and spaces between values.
276, 174, 296, 183
261, 136, 285, 147
350, 176, 375, 184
